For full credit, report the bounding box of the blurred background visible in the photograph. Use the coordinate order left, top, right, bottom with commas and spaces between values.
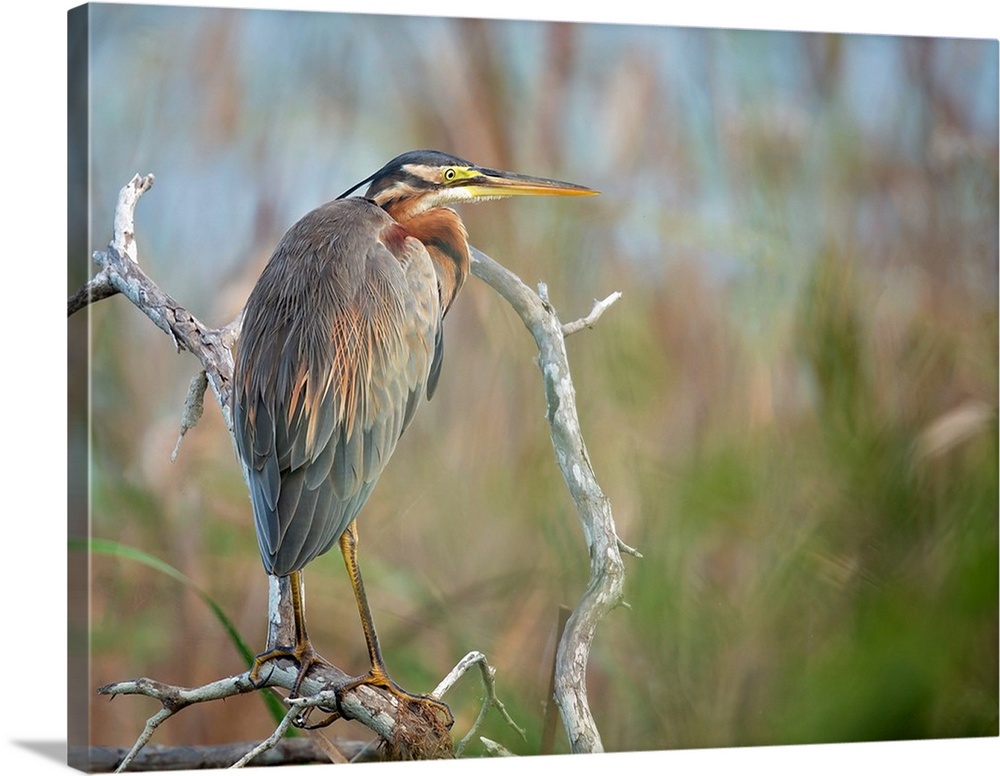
68, 2, 997, 759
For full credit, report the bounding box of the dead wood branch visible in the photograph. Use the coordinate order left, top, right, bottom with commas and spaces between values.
562, 291, 623, 336
83, 738, 381, 771
471, 248, 632, 754
432, 650, 526, 756
68, 174, 240, 427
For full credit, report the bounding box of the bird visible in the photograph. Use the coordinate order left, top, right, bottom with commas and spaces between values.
231, 149, 596, 718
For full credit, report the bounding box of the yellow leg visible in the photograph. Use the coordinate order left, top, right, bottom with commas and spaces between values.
249, 569, 329, 696
336, 520, 453, 726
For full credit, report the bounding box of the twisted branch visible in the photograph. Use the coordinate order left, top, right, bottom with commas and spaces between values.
471, 249, 632, 753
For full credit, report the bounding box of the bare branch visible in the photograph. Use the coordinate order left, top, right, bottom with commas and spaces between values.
100, 582, 526, 767
83, 738, 378, 771
67, 269, 119, 315
618, 536, 643, 558
432, 651, 525, 756
68, 174, 154, 316
68, 174, 238, 430
98, 662, 447, 768
97, 646, 523, 768
562, 291, 623, 336
470, 246, 636, 754
98, 675, 258, 772
479, 737, 516, 756
231, 705, 303, 768
111, 173, 155, 262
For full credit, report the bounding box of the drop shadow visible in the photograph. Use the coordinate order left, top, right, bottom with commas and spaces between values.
11, 740, 66, 764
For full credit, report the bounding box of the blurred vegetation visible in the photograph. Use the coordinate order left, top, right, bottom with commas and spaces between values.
71, 6, 997, 757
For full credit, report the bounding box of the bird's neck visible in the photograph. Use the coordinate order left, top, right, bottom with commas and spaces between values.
390, 206, 469, 316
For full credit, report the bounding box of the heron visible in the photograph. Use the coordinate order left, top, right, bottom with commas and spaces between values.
231, 149, 596, 719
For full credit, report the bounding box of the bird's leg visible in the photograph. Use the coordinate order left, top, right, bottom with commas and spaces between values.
249, 569, 331, 696
334, 520, 453, 727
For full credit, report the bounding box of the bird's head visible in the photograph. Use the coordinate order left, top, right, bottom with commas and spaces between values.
339, 149, 597, 220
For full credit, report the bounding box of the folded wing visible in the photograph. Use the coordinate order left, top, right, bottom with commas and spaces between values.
232, 198, 441, 576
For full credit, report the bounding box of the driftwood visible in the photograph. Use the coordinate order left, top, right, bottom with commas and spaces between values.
71, 173, 635, 768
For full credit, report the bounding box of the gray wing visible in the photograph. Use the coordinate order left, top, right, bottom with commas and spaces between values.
232, 199, 441, 576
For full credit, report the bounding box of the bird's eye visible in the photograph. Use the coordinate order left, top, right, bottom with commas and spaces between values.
443, 168, 457, 182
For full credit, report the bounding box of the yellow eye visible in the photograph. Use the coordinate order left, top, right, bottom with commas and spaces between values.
443, 168, 457, 182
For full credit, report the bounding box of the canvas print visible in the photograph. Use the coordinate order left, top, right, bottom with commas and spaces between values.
67, 2, 998, 771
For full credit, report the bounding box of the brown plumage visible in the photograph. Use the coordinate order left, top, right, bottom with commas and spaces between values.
234, 198, 439, 575
231, 149, 596, 710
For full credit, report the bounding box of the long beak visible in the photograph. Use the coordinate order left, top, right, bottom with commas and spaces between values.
463, 166, 599, 199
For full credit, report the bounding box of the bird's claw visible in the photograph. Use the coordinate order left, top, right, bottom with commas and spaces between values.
248, 661, 276, 689
332, 670, 454, 728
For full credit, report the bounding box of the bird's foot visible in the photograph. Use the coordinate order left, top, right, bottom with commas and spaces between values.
249, 642, 332, 697
333, 668, 454, 729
